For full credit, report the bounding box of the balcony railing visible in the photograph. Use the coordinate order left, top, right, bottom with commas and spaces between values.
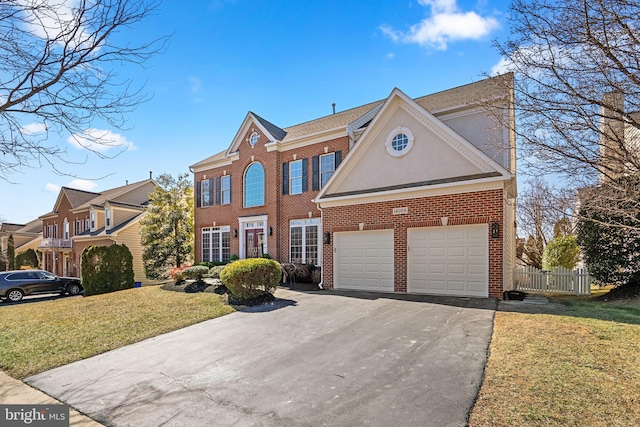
40, 238, 72, 249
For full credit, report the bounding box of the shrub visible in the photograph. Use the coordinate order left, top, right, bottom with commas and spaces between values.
209, 265, 225, 279
170, 266, 189, 282
220, 258, 282, 299
230, 254, 239, 262
197, 261, 226, 268
81, 244, 135, 296
543, 235, 580, 270
182, 265, 210, 281
262, 253, 271, 259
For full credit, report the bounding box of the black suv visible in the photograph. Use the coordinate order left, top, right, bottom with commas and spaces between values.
0, 270, 83, 302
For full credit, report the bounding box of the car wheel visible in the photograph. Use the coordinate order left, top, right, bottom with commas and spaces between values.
7, 289, 24, 302
66, 283, 82, 296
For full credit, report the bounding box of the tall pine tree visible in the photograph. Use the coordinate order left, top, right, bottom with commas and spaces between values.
140, 173, 194, 280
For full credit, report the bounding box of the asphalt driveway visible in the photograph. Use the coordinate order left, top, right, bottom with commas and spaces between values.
26, 289, 496, 427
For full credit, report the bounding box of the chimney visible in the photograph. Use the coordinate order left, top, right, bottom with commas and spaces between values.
126, 180, 129, 185
599, 92, 625, 182
149, 171, 153, 180
332, 103, 336, 114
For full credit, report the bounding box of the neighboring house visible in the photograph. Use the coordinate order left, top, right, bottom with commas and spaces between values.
0, 219, 42, 269
38, 179, 157, 284
190, 74, 517, 299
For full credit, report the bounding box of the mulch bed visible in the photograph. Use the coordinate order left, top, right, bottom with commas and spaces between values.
595, 282, 640, 301
161, 279, 275, 307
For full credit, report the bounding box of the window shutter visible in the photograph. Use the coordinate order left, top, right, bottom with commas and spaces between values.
335, 150, 342, 167
196, 180, 201, 208
208, 179, 214, 205
282, 162, 289, 195
312, 155, 319, 191
215, 177, 221, 204
302, 158, 309, 192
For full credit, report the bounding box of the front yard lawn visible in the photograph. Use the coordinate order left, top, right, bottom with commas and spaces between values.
470, 294, 640, 426
0, 286, 234, 379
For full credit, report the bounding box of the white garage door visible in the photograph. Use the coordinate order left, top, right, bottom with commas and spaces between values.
408, 224, 488, 297
334, 230, 394, 292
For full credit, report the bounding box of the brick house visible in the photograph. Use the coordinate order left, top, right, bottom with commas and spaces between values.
38, 179, 157, 284
190, 74, 516, 298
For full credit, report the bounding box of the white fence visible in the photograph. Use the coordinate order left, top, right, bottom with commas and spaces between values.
514, 266, 592, 295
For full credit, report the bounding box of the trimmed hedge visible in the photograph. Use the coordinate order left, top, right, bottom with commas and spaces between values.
81, 244, 135, 296
182, 265, 210, 281
219, 258, 282, 299
209, 265, 225, 279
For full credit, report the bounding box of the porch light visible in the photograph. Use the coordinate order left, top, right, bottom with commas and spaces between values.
491, 222, 500, 238
324, 231, 331, 245
233, 229, 238, 238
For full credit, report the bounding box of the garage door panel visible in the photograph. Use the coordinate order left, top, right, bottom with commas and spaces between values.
408, 224, 488, 298
334, 230, 394, 292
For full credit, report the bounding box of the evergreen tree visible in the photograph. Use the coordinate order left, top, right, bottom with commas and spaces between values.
140, 173, 194, 280
7, 233, 15, 270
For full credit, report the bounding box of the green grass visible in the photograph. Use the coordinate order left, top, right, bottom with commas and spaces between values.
470, 295, 640, 426
0, 286, 234, 379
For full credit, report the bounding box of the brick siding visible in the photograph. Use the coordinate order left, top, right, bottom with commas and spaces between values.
321, 189, 505, 298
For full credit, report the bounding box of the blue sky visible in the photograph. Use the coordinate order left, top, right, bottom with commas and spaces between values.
1, 0, 510, 224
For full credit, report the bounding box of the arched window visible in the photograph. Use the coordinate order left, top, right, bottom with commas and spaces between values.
244, 162, 265, 207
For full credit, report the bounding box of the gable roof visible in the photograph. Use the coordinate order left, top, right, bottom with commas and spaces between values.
72, 179, 154, 211
190, 73, 514, 171
315, 87, 513, 204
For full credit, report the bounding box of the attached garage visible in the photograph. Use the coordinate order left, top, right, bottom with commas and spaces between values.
408, 224, 488, 297
334, 230, 394, 292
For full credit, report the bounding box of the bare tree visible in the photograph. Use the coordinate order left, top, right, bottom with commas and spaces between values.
486, 0, 640, 229
516, 177, 573, 268
0, 0, 165, 179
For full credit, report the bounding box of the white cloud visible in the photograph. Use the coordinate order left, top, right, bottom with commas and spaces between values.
381, 0, 499, 50
491, 57, 512, 76
21, 123, 48, 135
45, 183, 61, 193
18, 0, 93, 49
68, 128, 136, 153
67, 179, 98, 191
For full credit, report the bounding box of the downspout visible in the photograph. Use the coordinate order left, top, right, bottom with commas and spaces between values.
316, 202, 324, 290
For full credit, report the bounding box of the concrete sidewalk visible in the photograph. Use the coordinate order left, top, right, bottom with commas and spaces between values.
0, 371, 104, 426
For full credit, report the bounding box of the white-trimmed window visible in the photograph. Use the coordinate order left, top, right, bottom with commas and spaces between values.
221, 175, 231, 205
320, 153, 335, 188
201, 179, 212, 207
85, 218, 89, 231
46, 225, 51, 238
289, 160, 303, 195
290, 218, 320, 265
249, 132, 259, 147
105, 208, 112, 229
90, 211, 96, 231
63, 220, 69, 240
53, 224, 58, 238
202, 226, 231, 263
244, 162, 265, 207
385, 126, 414, 157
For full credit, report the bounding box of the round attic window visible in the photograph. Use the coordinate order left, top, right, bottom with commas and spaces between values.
249, 132, 259, 147
385, 126, 414, 157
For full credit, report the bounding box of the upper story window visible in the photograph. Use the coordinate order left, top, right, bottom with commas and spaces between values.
63, 220, 69, 239
46, 225, 51, 238
53, 223, 58, 238
320, 153, 336, 188
202, 179, 212, 207
312, 151, 342, 190
244, 162, 265, 207
90, 211, 96, 231
249, 132, 259, 147
75, 220, 82, 235
220, 175, 231, 205
289, 160, 303, 195
385, 126, 414, 157
105, 208, 112, 229
282, 158, 308, 195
